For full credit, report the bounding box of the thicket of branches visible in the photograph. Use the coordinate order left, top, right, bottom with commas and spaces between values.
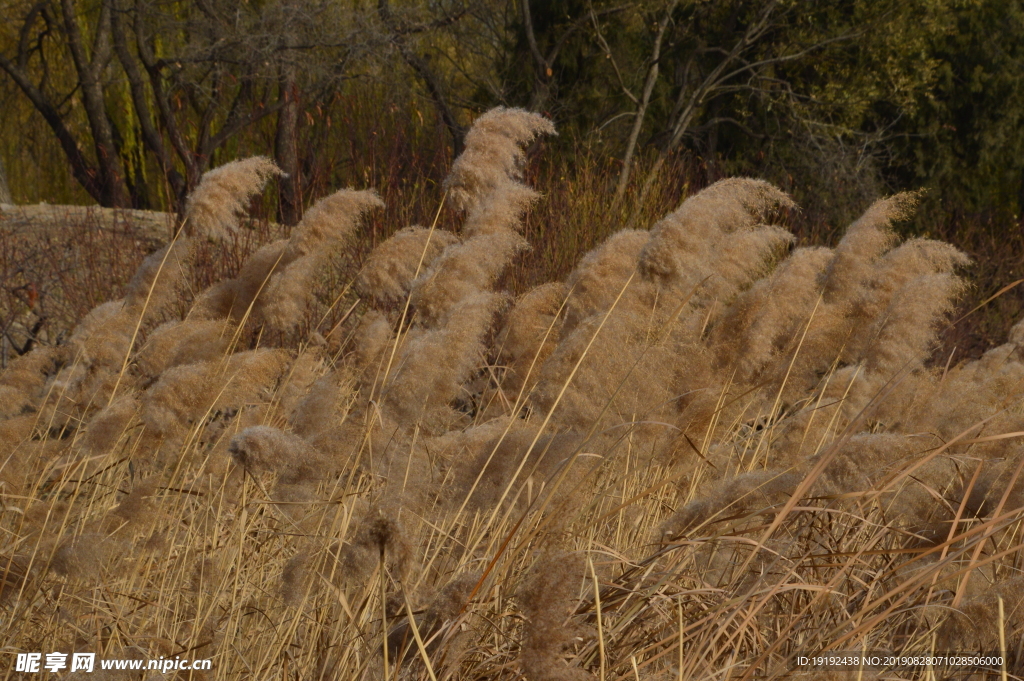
2, 0, 1023, 227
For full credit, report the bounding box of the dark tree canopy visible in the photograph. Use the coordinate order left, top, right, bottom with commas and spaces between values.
1, 0, 1022, 227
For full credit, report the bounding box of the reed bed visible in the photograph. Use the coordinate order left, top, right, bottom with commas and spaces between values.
1, 107, 1022, 680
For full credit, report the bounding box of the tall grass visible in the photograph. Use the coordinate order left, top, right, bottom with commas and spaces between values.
1, 107, 1023, 680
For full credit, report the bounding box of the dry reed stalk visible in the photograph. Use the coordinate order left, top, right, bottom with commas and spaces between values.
3, 110, 1024, 681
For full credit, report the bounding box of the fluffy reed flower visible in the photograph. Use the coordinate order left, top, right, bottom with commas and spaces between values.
562, 230, 648, 330
107, 478, 160, 525
140, 362, 214, 436
0, 553, 31, 604
869, 238, 972, 299
499, 283, 568, 394
3, 157, 283, 443
280, 550, 311, 607
702, 223, 794, 304
860, 272, 966, 373
0, 384, 32, 420
47, 532, 121, 581
121, 239, 192, 317
444, 107, 555, 217
0, 416, 35, 490
351, 309, 394, 380
289, 188, 382, 255
713, 246, 833, 386
228, 425, 326, 485
191, 239, 289, 321
937, 575, 1024, 650
278, 350, 333, 430
529, 308, 680, 432
522, 180, 794, 437
370, 107, 554, 433
134, 319, 231, 383
658, 469, 802, 541
820, 193, 916, 300
253, 189, 383, 332
191, 188, 381, 335
141, 349, 289, 436
122, 158, 280, 321
639, 178, 794, 289
517, 551, 590, 681
337, 506, 412, 583
0, 347, 58, 418
77, 395, 139, 456
383, 291, 500, 428
183, 157, 281, 242
455, 429, 581, 511
12, 119, 1024, 680
461, 181, 545, 238
356, 226, 460, 307
810, 433, 918, 498
388, 570, 481, 666
410, 231, 528, 325
65, 300, 134, 369
425, 571, 479, 627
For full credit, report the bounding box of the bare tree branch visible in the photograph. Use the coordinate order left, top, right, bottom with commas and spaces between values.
613, 0, 679, 204
523, 0, 626, 111
59, 0, 130, 206
112, 0, 186, 206
378, 0, 466, 157
588, 1, 637, 105
629, 0, 859, 217
0, 51, 104, 202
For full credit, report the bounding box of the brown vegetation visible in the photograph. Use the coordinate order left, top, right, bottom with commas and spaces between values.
1, 107, 1023, 679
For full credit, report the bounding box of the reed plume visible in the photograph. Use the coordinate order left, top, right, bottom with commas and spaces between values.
3, 109, 1022, 681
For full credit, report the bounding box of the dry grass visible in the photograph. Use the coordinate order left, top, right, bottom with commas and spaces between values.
1, 108, 1024, 681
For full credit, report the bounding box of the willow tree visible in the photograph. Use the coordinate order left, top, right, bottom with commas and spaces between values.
0, 0, 354, 215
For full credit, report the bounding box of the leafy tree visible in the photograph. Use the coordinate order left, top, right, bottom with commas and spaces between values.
890, 0, 1024, 219
490, 0, 959, 218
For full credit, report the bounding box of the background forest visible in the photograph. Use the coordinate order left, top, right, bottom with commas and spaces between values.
3, 0, 1024, 214
2, 1, 1023, 219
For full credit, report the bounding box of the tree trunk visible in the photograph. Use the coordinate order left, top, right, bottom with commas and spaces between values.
520, 0, 552, 112
112, 1, 187, 211
0, 154, 11, 203
60, 0, 131, 207
0, 54, 106, 203
613, 0, 679, 205
378, 0, 465, 158
397, 44, 465, 158
275, 77, 302, 225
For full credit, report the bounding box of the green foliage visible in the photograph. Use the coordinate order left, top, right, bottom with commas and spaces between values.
892, 0, 1024, 218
